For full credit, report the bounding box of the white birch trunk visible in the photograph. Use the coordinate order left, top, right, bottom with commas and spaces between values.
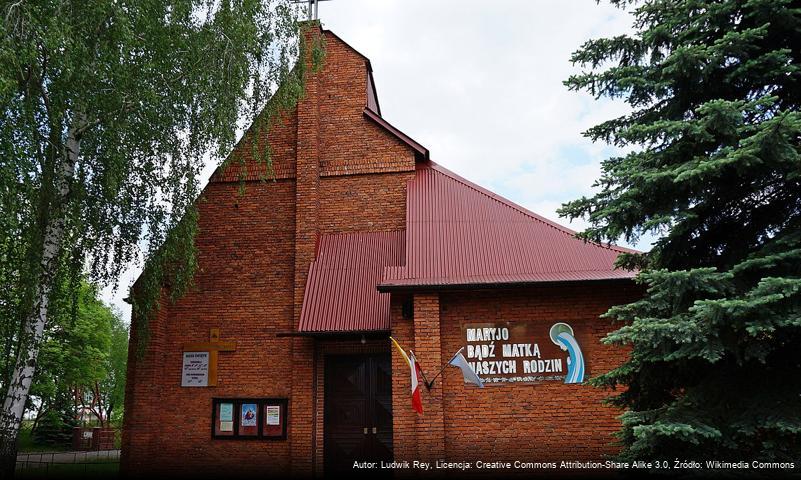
0, 119, 81, 474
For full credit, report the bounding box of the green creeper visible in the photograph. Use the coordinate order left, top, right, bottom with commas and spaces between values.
561, 0, 801, 462
0, 0, 317, 475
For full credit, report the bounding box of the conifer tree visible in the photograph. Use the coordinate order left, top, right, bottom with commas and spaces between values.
562, 0, 801, 462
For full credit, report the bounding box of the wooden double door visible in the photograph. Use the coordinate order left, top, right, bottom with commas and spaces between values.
324, 354, 393, 473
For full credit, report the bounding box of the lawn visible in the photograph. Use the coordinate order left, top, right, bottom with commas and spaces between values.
16, 421, 121, 478
16, 422, 70, 453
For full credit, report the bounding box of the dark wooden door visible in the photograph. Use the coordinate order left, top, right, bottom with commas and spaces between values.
324, 354, 393, 473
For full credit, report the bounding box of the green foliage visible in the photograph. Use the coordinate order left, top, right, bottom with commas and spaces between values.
101, 309, 128, 426
39, 283, 113, 392
562, 0, 801, 462
26, 282, 124, 446
0, 0, 314, 385
30, 408, 75, 448
17, 422, 69, 453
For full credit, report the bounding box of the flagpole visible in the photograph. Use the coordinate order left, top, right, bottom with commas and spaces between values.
424, 347, 464, 390
409, 349, 434, 391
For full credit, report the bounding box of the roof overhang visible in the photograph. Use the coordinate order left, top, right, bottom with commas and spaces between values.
277, 330, 389, 338
377, 276, 637, 293
296, 231, 404, 334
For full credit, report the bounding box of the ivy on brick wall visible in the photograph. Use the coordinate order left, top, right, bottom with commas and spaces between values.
0, 1, 324, 474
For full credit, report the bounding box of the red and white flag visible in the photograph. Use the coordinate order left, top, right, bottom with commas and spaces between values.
389, 336, 424, 415
409, 351, 424, 414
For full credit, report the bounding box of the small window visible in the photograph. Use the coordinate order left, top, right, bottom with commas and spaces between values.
402, 297, 414, 319
212, 398, 288, 440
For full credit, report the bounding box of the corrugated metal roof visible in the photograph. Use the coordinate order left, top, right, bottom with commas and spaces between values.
297, 231, 404, 333
378, 161, 637, 290
297, 162, 636, 332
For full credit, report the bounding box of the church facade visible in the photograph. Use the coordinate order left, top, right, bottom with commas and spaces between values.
121, 24, 641, 477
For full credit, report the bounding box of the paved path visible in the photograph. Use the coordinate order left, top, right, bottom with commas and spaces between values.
17, 449, 120, 466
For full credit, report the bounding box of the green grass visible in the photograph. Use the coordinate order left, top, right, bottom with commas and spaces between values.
16, 422, 70, 453
16, 420, 121, 477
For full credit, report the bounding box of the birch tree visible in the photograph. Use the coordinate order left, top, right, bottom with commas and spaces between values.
0, 0, 312, 474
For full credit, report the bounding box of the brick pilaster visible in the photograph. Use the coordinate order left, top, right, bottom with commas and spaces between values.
390, 298, 417, 468
120, 292, 169, 475
291, 21, 322, 477
412, 293, 446, 462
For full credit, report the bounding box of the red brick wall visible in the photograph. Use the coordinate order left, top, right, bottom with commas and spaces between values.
122, 25, 419, 477
412, 293, 446, 461
318, 32, 415, 176
318, 172, 414, 234
210, 27, 416, 183
120, 290, 169, 473
290, 24, 322, 476
121, 179, 297, 476
211, 106, 299, 182
121, 23, 642, 478
388, 284, 640, 473
389, 296, 417, 465
437, 284, 639, 462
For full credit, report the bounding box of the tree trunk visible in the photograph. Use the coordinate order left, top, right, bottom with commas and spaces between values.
30, 401, 47, 435
93, 382, 105, 428
0, 119, 81, 478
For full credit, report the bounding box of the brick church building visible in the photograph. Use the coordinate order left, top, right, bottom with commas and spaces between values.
121, 23, 640, 477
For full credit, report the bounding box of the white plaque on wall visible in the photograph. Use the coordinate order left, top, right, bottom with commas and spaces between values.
265, 405, 281, 425
181, 351, 209, 387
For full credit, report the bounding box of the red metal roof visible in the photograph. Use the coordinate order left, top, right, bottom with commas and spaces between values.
297, 162, 636, 333
297, 231, 404, 333
378, 161, 637, 291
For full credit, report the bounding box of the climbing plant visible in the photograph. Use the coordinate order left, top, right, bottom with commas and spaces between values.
0, 0, 322, 475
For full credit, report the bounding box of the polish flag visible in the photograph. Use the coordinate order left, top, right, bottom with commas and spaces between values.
409, 351, 423, 414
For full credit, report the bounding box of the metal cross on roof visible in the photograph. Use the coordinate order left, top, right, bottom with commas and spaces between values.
292, 0, 332, 21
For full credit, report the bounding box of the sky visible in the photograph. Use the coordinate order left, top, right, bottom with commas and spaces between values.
102, 0, 649, 322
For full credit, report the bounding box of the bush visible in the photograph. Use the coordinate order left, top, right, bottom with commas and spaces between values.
32, 409, 76, 448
